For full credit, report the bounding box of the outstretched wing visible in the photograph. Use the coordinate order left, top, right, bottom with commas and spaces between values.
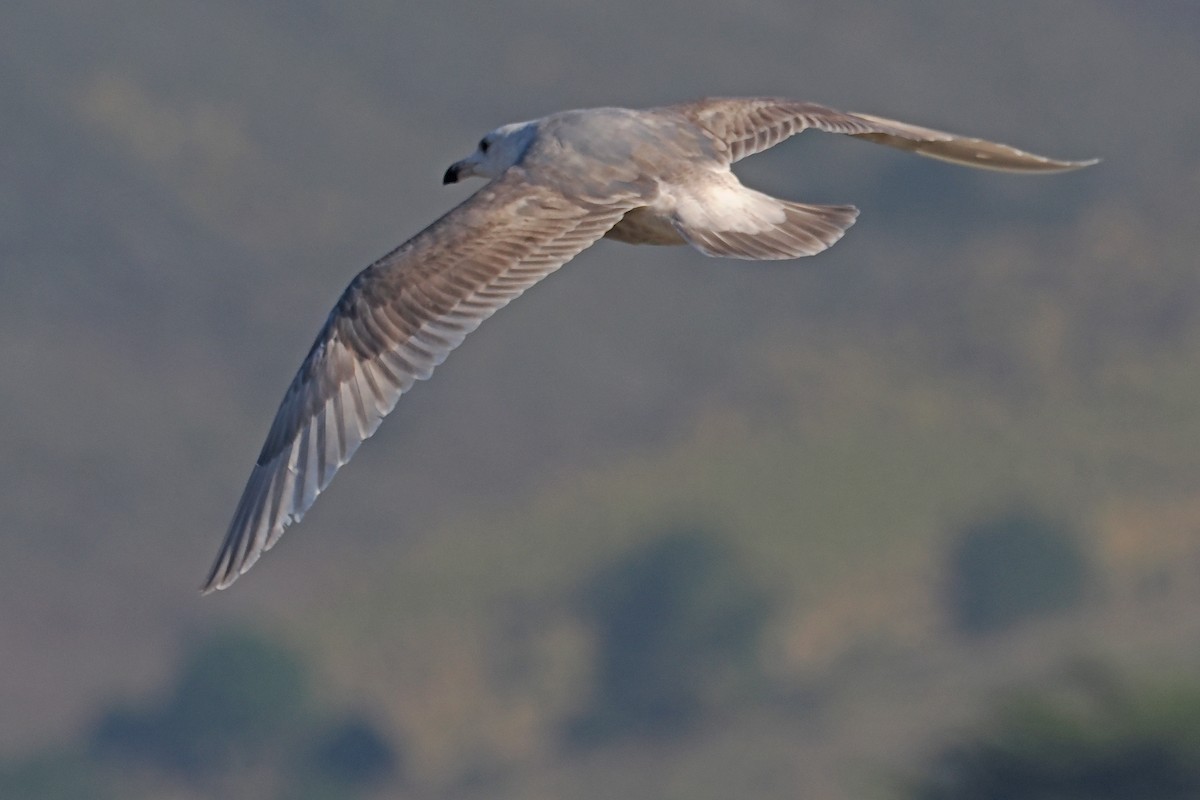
203, 168, 641, 592
672, 97, 1097, 171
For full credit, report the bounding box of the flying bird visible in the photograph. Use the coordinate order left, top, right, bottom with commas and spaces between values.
202, 97, 1095, 592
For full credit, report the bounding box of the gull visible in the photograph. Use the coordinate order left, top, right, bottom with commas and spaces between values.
202, 97, 1095, 592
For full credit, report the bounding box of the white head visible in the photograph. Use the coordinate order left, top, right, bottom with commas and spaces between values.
443, 121, 538, 185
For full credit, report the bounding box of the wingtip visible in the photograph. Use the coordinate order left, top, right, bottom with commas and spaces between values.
962, 145, 1101, 173
199, 564, 232, 595
1042, 155, 1101, 172
200, 545, 251, 594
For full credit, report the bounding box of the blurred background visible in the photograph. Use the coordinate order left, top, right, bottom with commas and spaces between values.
3, 1, 1199, 798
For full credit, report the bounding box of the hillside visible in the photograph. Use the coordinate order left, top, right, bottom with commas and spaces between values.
2, 1, 1199, 797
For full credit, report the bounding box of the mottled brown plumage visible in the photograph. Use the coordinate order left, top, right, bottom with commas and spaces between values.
203, 97, 1094, 592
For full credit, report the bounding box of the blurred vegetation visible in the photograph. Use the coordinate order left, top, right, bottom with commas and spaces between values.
945, 509, 1090, 635
92, 629, 309, 774
0, 630, 403, 799
911, 666, 1200, 799
0, 751, 113, 800
568, 527, 771, 742
299, 716, 400, 789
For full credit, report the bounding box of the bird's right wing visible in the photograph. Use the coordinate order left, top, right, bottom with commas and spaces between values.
203, 168, 641, 592
673, 97, 1097, 172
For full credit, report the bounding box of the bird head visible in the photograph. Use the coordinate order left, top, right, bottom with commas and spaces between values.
443, 121, 537, 184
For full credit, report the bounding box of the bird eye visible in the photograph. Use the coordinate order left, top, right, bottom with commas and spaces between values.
479, 138, 490, 154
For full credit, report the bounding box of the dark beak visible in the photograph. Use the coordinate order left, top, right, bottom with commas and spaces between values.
443, 163, 461, 185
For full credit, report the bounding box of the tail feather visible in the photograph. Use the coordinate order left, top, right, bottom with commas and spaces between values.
668, 173, 858, 260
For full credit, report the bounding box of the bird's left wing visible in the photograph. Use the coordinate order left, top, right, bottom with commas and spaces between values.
203, 168, 641, 592
672, 97, 1097, 172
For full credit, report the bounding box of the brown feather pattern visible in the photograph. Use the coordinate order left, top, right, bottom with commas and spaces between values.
204, 97, 1095, 592
672, 98, 1096, 171
203, 170, 640, 592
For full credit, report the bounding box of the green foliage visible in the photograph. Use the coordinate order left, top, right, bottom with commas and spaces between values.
945, 509, 1089, 634
569, 526, 771, 742
276, 715, 400, 800
304, 715, 400, 787
78, 629, 404, 798
161, 629, 309, 770
912, 668, 1200, 799
92, 629, 309, 774
0, 751, 113, 800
